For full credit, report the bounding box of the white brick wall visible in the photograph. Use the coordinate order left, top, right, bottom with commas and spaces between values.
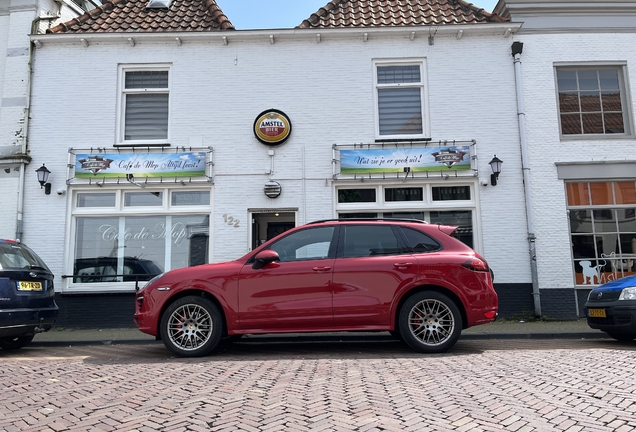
25, 31, 531, 290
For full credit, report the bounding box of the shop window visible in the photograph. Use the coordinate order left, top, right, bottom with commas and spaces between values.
77, 193, 116, 208
556, 66, 632, 137
118, 66, 170, 145
171, 191, 210, 206
385, 187, 423, 202
70, 188, 210, 291
567, 181, 636, 286
375, 61, 427, 138
338, 189, 376, 203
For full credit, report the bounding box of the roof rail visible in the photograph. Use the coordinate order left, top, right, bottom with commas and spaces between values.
308, 218, 429, 225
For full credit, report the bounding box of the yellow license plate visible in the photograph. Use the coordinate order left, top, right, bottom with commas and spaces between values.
18, 281, 43, 291
588, 308, 606, 318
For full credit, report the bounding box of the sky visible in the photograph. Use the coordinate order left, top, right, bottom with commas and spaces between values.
215, 0, 501, 30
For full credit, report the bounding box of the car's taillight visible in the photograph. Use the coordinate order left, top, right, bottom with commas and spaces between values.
462, 258, 489, 272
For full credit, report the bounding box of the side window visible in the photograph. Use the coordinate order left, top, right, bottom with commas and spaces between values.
555, 66, 632, 137
342, 225, 401, 257
400, 227, 441, 253
118, 67, 170, 145
269, 227, 335, 262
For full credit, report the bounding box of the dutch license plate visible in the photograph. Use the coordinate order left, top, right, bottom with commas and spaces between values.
588, 308, 606, 318
18, 281, 43, 291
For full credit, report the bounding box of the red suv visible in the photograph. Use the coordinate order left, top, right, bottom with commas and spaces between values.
134, 219, 497, 357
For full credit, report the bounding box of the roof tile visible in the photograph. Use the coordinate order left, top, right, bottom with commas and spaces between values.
47, 0, 235, 34
298, 0, 507, 28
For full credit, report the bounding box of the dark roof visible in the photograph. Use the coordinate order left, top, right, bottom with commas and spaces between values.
47, 0, 234, 34
297, 0, 507, 29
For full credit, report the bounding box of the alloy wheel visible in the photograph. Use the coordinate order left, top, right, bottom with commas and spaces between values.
166, 303, 213, 351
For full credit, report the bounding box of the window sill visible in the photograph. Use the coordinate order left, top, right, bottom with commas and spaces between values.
560, 134, 636, 142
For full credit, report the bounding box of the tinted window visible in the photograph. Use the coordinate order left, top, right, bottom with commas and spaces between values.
400, 228, 441, 253
269, 227, 335, 262
385, 187, 423, 202
342, 225, 400, 257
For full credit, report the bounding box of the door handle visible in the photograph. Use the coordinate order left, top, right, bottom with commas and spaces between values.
394, 262, 413, 269
312, 266, 332, 272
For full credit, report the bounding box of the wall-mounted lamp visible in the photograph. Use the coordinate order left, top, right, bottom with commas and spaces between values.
489, 155, 503, 186
35, 164, 52, 195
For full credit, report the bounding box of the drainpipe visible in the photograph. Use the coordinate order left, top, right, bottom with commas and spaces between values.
512, 42, 541, 317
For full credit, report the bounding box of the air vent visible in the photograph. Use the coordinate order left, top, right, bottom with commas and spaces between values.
147, 0, 172, 9
264, 181, 282, 198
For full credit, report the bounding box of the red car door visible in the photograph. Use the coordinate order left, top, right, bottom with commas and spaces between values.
238, 226, 336, 331
332, 224, 418, 327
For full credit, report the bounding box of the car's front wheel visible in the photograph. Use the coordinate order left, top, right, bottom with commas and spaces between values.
606, 332, 636, 342
160, 296, 224, 357
398, 291, 462, 353
0, 334, 35, 350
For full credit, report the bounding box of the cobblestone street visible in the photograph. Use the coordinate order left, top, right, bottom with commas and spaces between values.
2, 338, 636, 431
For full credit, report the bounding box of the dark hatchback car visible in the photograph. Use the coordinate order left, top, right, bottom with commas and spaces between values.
135, 219, 498, 357
73, 257, 163, 284
585, 274, 636, 341
0, 239, 58, 350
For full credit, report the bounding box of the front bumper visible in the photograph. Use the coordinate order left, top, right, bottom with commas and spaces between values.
584, 300, 636, 335
0, 306, 59, 338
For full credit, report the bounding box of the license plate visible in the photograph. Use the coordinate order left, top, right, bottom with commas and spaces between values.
588, 308, 606, 318
18, 281, 43, 291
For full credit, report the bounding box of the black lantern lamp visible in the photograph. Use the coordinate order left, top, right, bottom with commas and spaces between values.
35, 164, 52, 195
489, 155, 503, 186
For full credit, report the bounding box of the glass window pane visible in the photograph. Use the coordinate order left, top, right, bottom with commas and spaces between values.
171, 191, 210, 206
569, 210, 592, 234
385, 187, 423, 202
579, 92, 601, 112
125, 71, 168, 89
377, 65, 420, 84
170, 215, 210, 268
378, 88, 423, 135
342, 225, 400, 257
578, 70, 599, 91
581, 113, 604, 134
430, 210, 473, 248
269, 227, 334, 261
601, 91, 623, 111
617, 209, 636, 233
338, 189, 376, 203
603, 113, 625, 134
74, 217, 120, 283
557, 70, 578, 91
590, 183, 613, 205
561, 114, 582, 135
432, 186, 471, 201
122, 216, 166, 274
400, 227, 441, 253
572, 235, 596, 260
77, 193, 116, 208
599, 69, 619, 90
593, 210, 617, 233
124, 93, 169, 140
125, 192, 163, 207
566, 183, 590, 206
615, 182, 636, 205
558, 92, 580, 113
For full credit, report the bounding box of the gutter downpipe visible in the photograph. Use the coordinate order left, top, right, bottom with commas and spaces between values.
512, 42, 541, 317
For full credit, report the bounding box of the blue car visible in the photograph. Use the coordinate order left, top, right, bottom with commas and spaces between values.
585, 274, 636, 341
0, 239, 58, 350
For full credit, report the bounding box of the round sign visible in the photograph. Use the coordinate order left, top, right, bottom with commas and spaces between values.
253, 109, 292, 146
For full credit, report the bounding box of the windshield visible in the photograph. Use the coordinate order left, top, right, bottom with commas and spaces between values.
0, 242, 50, 271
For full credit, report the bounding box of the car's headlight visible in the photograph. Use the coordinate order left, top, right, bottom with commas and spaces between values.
587, 290, 595, 301
619, 287, 636, 300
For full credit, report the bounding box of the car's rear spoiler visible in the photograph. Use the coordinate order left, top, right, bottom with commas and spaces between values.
437, 224, 458, 236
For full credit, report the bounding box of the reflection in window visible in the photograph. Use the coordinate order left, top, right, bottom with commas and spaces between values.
385, 187, 423, 202
430, 211, 473, 248
269, 227, 334, 261
172, 191, 210, 206
125, 192, 163, 207
432, 186, 470, 201
338, 189, 376, 203
77, 193, 116, 208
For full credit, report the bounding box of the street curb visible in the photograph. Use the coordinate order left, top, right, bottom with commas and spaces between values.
29, 332, 609, 347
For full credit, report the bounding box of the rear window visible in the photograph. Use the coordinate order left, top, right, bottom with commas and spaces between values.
0, 242, 50, 271
400, 228, 441, 253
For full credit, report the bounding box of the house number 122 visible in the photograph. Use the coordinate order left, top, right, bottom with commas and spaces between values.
223, 214, 240, 228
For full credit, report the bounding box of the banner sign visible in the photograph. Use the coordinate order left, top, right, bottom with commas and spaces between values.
339, 146, 471, 174
74, 152, 207, 179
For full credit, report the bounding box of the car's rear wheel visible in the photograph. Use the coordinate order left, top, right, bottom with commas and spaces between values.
606, 332, 636, 342
398, 291, 462, 353
160, 296, 223, 357
0, 334, 35, 350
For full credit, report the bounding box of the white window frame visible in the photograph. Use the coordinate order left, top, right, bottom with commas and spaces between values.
63, 187, 212, 293
554, 62, 634, 140
116, 64, 172, 146
333, 181, 481, 253
373, 59, 430, 140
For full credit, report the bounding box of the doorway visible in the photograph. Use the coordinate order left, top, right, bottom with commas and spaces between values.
250, 211, 296, 250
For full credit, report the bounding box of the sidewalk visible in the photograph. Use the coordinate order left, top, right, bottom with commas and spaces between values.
31, 319, 606, 347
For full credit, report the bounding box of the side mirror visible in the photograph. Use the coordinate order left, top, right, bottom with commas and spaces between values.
252, 249, 280, 270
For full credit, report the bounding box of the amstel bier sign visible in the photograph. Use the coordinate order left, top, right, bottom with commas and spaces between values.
253, 109, 292, 146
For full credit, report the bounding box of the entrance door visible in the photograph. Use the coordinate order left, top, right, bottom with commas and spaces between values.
251, 211, 296, 250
